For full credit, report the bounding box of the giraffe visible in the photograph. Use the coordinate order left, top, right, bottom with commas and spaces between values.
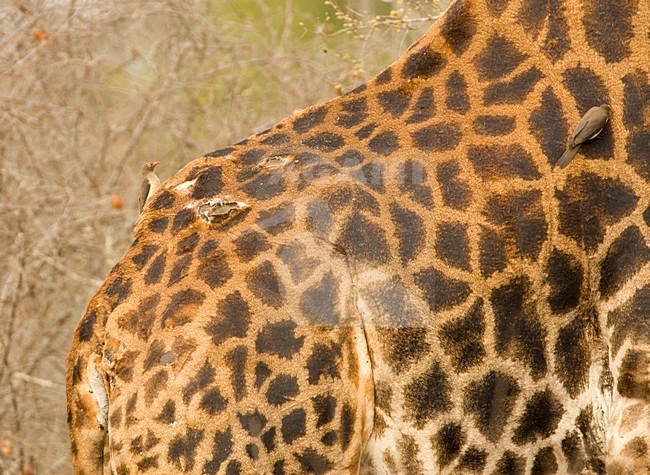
66, 0, 650, 473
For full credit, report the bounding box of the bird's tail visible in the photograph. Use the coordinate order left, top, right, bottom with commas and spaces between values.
555, 145, 580, 169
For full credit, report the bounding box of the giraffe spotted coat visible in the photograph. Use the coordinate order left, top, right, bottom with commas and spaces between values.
67, 0, 650, 473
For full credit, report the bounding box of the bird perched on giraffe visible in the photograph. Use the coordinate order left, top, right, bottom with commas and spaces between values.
139, 161, 160, 212
556, 105, 611, 168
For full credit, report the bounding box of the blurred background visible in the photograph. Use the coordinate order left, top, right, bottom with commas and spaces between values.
0, 0, 443, 472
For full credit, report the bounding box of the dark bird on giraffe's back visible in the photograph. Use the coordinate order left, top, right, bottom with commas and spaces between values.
556, 105, 611, 169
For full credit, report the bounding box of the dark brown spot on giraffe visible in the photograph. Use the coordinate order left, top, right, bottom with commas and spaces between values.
583, 0, 635, 63
254, 362, 271, 389
375, 68, 392, 84
238, 410, 267, 437
556, 173, 638, 252
398, 434, 424, 474
161, 288, 204, 329
205, 291, 250, 345
246, 260, 285, 309
562, 432, 585, 472
378, 90, 411, 118
390, 202, 425, 264
469, 144, 541, 180
412, 123, 461, 152
105, 275, 132, 309
436, 221, 471, 271
519, 0, 547, 39
445, 71, 470, 114
206, 146, 235, 158
432, 422, 466, 467
402, 46, 446, 79
492, 277, 548, 378
322, 429, 338, 445
335, 149, 364, 167
475, 35, 528, 80
440, 299, 486, 372
115, 351, 139, 383
176, 233, 199, 255
296, 152, 337, 191
555, 314, 592, 398
203, 427, 233, 473
200, 388, 227, 415
273, 460, 285, 475
352, 162, 385, 192
403, 361, 451, 428
484, 67, 544, 105
532, 447, 558, 474
143, 339, 165, 371
464, 371, 520, 441
622, 70, 649, 130
168, 254, 191, 285
406, 87, 435, 124
623, 437, 648, 458
266, 374, 299, 406
77, 310, 97, 342
485, 189, 547, 260
617, 349, 650, 401
277, 241, 319, 284
132, 244, 159, 269
245, 443, 259, 460
144, 252, 166, 285
436, 161, 471, 211
414, 266, 471, 312
294, 449, 332, 474
156, 400, 175, 424
226, 460, 242, 475
257, 203, 294, 236
137, 457, 159, 471
472, 115, 516, 136
303, 132, 345, 152
226, 346, 247, 401
293, 107, 327, 133
608, 286, 650, 352
340, 403, 355, 451
144, 370, 168, 406
313, 394, 337, 428
328, 184, 380, 216
182, 360, 215, 405
261, 133, 290, 146
627, 129, 650, 180
355, 122, 377, 140
600, 226, 650, 299
338, 211, 390, 264
150, 190, 176, 210
378, 327, 430, 373
458, 447, 487, 472
530, 87, 567, 165
242, 171, 286, 200
513, 389, 564, 444
281, 408, 306, 444
256, 320, 305, 359
494, 451, 525, 475
368, 130, 399, 156
307, 343, 341, 385
197, 247, 232, 289
171, 208, 196, 233
148, 216, 169, 233
191, 166, 223, 199
71, 356, 83, 385
117, 294, 158, 341
240, 148, 265, 166
399, 159, 433, 207
305, 199, 333, 237
487, 0, 508, 16
109, 406, 122, 430
337, 98, 368, 128
478, 226, 507, 277
440, 0, 476, 55
547, 248, 583, 314
124, 393, 137, 427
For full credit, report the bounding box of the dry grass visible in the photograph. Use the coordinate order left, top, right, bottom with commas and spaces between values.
0, 0, 438, 472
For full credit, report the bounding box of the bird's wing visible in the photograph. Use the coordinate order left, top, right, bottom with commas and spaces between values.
568, 112, 592, 147
139, 180, 150, 212
571, 108, 607, 146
